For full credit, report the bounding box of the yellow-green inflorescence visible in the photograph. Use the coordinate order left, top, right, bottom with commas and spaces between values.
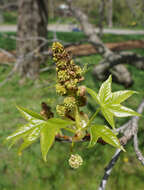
69, 154, 83, 169
52, 42, 86, 118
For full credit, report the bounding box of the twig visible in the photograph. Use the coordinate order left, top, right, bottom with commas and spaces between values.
55, 134, 106, 145
116, 120, 131, 133
133, 133, 144, 166
120, 100, 144, 145
98, 149, 121, 190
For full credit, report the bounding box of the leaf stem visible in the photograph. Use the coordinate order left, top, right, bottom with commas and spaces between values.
65, 127, 76, 133
82, 108, 100, 131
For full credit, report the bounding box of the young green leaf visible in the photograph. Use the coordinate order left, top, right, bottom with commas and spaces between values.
109, 90, 137, 104
6, 106, 75, 161
40, 118, 75, 161
109, 105, 140, 117
47, 118, 74, 128
87, 75, 140, 129
98, 75, 112, 104
86, 87, 99, 104
16, 106, 45, 122
89, 127, 100, 147
101, 107, 115, 129
89, 124, 124, 151
18, 127, 40, 154
40, 124, 58, 162
6, 123, 41, 142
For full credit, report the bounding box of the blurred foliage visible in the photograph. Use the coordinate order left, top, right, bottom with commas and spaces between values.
3, 11, 17, 24
0, 0, 144, 28
75, 0, 144, 28
0, 31, 144, 189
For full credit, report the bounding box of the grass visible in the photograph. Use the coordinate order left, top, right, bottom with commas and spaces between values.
0, 32, 144, 190
3, 11, 18, 25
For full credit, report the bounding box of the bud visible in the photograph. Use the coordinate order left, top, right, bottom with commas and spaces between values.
68, 154, 83, 169
77, 96, 87, 107
77, 86, 86, 97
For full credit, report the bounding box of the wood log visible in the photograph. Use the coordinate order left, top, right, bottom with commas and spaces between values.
1, 40, 144, 63
66, 40, 144, 56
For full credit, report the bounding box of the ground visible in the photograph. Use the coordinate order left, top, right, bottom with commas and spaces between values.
0, 24, 144, 34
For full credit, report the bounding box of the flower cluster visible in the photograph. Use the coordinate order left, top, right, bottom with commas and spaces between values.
68, 154, 83, 169
52, 42, 87, 118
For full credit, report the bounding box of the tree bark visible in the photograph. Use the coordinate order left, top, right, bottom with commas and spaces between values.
98, 0, 105, 38
48, 0, 54, 19
106, 0, 113, 28
16, 0, 48, 79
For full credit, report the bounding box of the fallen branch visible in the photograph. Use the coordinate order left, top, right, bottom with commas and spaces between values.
93, 51, 144, 86
65, 40, 144, 56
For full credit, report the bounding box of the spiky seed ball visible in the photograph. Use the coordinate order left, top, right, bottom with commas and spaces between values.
68, 154, 83, 169
56, 105, 66, 117
64, 97, 76, 110
56, 83, 67, 95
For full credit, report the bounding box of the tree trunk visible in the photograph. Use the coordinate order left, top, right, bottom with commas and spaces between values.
48, 0, 54, 19
16, 0, 48, 79
106, 0, 113, 28
98, 0, 105, 38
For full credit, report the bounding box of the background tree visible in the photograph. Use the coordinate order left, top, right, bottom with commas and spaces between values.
48, 0, 54, 19
16, 0, 48, 79
106, 0, 113, 28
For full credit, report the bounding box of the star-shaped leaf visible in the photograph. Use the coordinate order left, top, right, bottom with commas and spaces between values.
89, 124, 124, 151
87, 75, 140, 129
6, 106, 74, 161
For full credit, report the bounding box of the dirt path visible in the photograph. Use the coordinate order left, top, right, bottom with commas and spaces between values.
0, 24, 144, 35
